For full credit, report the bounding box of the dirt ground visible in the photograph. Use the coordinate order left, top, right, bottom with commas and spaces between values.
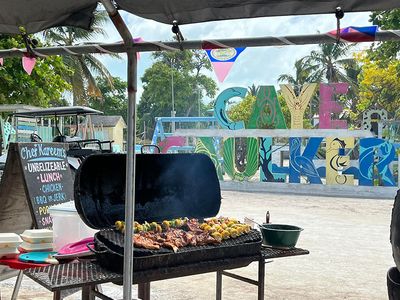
0, 190, 395, 300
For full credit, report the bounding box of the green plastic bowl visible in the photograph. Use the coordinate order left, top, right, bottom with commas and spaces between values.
260, 224, 303, 248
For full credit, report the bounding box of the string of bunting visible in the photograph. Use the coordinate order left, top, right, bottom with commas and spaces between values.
0, 29, 399, 75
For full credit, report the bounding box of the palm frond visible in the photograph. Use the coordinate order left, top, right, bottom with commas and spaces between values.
78, 57, 102, 101
277, 74, 296, 84
83, 54, 114, 88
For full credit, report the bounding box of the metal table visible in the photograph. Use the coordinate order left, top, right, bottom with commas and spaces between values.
24, 247, 309, 300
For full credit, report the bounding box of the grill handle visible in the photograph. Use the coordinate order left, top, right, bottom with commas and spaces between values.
86, 242, 108, 254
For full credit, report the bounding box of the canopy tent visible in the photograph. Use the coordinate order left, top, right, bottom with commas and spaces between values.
1, 0, 400, 34
1, 1, 400, 299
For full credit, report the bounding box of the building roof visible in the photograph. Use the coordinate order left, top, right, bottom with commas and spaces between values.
89, 115, 127, 128
12, 106, 102, 118
0, 104, 40, 113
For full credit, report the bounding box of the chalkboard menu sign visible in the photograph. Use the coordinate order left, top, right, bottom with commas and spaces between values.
17, 143, 74, 229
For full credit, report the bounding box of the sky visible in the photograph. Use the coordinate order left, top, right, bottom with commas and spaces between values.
95, 10, 373, 105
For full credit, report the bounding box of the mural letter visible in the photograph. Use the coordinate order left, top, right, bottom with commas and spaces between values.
259, 137, 286, 182
359, 138, 396, 186
223, 137, 259, 181
362, 109, 388, 137
214, 87, 246, 130
289, 137, 323, 184
319, 83, 348, 129
325, 137, 354, 185
248, 86, 287, 129
280, 84, 317, 129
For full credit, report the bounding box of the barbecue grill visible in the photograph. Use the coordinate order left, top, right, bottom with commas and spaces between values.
74, 153, 262, 273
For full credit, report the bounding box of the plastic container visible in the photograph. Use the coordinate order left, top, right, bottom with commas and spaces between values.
260, 224, 303, 248
20, 229, 53, 244
19, 242, 53, 252
48, 201, 98, 251
0, 233, 22, 249
0, 248, 19, 259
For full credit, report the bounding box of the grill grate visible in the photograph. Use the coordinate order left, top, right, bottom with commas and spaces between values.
97, 228, 262, 256
261, 246, 309, 259
94, 229, 262, 273
24, 261, 122, 291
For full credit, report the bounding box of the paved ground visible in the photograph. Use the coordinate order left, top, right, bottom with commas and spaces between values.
0, 191, 395, 299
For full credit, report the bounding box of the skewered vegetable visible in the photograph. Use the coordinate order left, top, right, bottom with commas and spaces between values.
200, 217, 251, 240
115, 217, 251, 243
115, 217, 190, 234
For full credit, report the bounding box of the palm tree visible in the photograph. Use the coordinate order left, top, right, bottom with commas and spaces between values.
304, 43, 356, 84
43, 10, 116, 105
277, 57, 317, 93
247, 84, 259, 97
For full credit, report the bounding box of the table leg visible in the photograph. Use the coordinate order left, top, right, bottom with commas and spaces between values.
258, 259, 265, 300
53, 291, 61, 300
11, 270, 23, 300
216, 271, 222, 300
82, 285, 95, 300
138, 282, 151, 300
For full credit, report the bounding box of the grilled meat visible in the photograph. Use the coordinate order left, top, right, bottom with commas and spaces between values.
133, 234, 161, 250
127, 217, 250, 251
163, 241, 179, 253
133, 227, 218, 251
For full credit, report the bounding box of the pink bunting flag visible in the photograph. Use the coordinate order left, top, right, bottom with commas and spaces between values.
133, 37, 144, 60
205, 48, 245, 83
0, 58, 3, 66
211, 61, 235, 82
22, 55, 36, 75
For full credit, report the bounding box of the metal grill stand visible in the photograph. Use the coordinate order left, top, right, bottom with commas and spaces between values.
23, 247, 309, 300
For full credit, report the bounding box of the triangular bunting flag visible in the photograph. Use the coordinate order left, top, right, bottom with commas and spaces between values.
22, 55, 36, 75
327, 25, 378, 42
205, 47, 245, 83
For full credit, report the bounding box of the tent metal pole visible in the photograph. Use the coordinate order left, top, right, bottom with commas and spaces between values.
100, 1, 137, 299
0, 30, 399, 57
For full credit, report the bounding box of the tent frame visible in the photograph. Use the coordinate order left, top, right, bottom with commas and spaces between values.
1, 1, 400, 298
100, 1, 137, 298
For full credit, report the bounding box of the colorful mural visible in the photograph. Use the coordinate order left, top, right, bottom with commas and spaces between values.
192, 83, 399, 187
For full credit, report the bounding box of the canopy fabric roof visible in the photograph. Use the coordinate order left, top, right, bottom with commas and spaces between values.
0, 0, 97, 34
1, 0, 400, 34
117, 0, 400, 25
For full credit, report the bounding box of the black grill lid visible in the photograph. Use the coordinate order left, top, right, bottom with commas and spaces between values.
74, 153, 221, 229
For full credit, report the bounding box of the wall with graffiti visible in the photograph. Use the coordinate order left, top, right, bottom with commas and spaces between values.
190, 83, 400, 187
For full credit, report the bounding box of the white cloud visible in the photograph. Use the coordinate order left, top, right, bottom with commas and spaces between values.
97, 11, 372, 105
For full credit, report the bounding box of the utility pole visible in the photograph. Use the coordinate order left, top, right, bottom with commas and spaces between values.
171, 58, 176, 132
198, 88, 201, 117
